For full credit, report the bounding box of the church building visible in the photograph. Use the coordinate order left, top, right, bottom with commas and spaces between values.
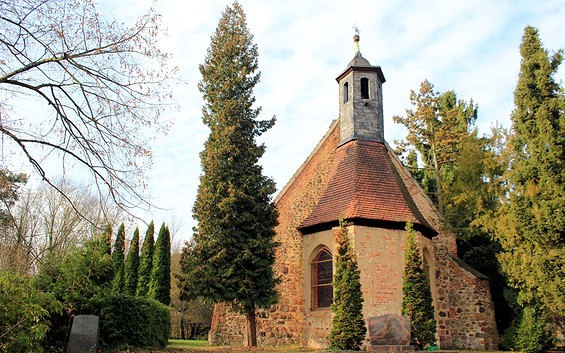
208, 35, 499, 350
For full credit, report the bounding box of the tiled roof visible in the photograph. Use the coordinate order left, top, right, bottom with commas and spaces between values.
299, 139, 435, 236
348, 51, 371, 67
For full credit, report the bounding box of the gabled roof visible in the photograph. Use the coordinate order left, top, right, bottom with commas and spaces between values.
298, 139, 436, 237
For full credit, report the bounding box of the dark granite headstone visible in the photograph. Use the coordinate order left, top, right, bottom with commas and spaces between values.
369, 314, 411, 346
66, 315, 99, 353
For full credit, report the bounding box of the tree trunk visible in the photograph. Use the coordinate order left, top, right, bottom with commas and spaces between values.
246, 309, 257, 347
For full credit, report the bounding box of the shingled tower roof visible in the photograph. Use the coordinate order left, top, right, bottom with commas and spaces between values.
298, 34, 436, 237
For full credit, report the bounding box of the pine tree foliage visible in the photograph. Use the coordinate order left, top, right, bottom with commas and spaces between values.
394, 81, 516, 333
393, 81, 478, 216
149, 223, 171, 305
112, 223, 126, 294
137, 221, 155, 297
177, 1, 279, 346
402, 222, 436, 350
494, 26, 565, 318
124, 227, 140, 296
329, 219, 366, 351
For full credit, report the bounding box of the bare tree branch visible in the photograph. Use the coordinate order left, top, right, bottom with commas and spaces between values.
0, 0, 179, 220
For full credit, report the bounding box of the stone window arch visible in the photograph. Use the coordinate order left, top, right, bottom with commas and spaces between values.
311, 247, 333, 309
360, 77, 369, 99
343, 82, 349, 103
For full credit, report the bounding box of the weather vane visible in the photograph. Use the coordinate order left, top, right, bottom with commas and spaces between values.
353, 24, 361, 53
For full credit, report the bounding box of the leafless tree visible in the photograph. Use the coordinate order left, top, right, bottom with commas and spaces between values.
1, 177, 124, 273
0, 0, 178, 219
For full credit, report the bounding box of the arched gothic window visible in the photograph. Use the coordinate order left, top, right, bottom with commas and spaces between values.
360, 77, 369, 99
343, 82, 349, 103
311, 248, 333, 309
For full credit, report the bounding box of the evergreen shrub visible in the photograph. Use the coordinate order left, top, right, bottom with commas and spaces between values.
88, 294, 170, 349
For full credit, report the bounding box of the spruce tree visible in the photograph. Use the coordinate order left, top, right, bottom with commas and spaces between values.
124, 227, 140, 296
149, 223, 171, 305
136, 221, 155, 297
402, 222, 436, 350
496, 25, 564, 315
177, 2, 279, 346
329, 219, 366, 351
112, 223, 126, 293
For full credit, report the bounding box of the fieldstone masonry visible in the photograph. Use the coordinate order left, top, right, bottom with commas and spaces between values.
208, 46, 498, 350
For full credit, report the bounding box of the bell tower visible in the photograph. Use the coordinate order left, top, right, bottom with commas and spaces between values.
336, 33, 386, 145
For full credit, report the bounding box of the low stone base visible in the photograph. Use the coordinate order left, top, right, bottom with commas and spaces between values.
367, 344, 415, 351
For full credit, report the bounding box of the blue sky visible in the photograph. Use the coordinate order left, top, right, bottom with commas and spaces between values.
96, 0, 565, 243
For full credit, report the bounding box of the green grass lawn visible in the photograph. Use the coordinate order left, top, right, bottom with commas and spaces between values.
165, 339, 318, 352
167, 339, 210, 349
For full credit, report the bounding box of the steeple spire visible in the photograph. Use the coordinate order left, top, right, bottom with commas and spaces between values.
336, 34, 386, 145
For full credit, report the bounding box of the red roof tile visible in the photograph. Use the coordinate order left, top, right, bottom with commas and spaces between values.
299, 140, 435, 236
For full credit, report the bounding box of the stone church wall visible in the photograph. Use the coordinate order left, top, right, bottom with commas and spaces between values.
208, 122, 498, 350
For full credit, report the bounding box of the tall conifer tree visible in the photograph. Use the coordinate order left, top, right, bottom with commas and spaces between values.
137, 221, 155, 297
493, 26, 564, 350
329, 219, 366, 351
178, 2, 279, 346
112, 223, 126, 293
124, 227, 140, 296
102, 224, 112, 255
402, 222, 436, 350
149, 223, 171, 305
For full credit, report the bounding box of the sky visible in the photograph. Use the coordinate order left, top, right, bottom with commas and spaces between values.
91, 0, 564, 242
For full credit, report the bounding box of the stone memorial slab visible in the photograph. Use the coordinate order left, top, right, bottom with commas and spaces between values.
66, 315, 99, 353
368, 314, 411, 347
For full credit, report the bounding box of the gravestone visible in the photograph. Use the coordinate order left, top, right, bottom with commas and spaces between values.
66, 315, 99, 353
367, 314, 414, 351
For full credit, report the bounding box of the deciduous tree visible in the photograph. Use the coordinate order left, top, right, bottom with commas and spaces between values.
178, 2, 279, 346
0, 0, 177, 217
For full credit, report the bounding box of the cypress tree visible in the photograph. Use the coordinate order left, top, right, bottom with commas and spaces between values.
112, 223, 126, 293
137, 221, 155, 297
499, 26, 564, 311
329, 219, 366, 350
402, 222, 436, 350
177, 2, 279, 346
149, 223, 171, 305
124, 227, 140, 296
493, 25, 564, 351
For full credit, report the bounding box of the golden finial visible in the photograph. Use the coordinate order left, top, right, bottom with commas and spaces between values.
353, 26, 361, 53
